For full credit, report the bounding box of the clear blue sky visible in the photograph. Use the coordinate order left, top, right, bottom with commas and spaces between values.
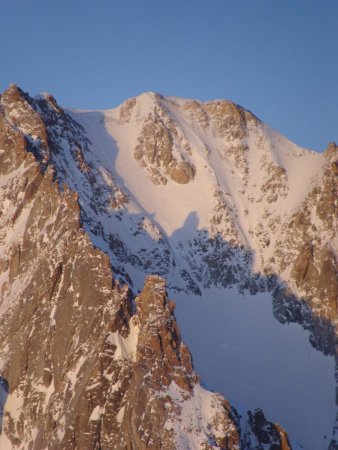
1, 0, 337, 151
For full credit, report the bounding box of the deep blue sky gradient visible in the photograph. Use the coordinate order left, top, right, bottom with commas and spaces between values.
1, 0, 337, 150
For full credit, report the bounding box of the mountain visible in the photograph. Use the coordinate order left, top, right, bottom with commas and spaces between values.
0, 84, 336, 448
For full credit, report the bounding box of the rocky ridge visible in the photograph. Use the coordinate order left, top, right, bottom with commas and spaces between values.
0, 85, 292, 449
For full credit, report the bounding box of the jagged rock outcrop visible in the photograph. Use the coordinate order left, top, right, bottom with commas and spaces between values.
117, 276, 240, 450
273, 142, 338, 323
134, 94, 195, 185
242, 409, 291, 450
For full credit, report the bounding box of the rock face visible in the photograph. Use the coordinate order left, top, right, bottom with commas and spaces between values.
242, 409, 291, 450
1, 84, 336, 448
134, 94, 196, 185
117, 276, 240, 450
273, 142, 338, 322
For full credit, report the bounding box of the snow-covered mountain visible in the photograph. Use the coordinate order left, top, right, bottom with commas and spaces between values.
0, 84, 336, 449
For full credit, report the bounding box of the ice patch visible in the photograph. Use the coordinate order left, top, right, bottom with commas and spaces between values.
106, 316, 139, 362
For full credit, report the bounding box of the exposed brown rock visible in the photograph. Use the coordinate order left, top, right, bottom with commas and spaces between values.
119, 97, 136, 122
135, 276, 197, 391
244, 409, 291, 450
1, 84, 50, 162
134, 101, 195, 185
291, 242, 318, 287
331, 161, 338, 176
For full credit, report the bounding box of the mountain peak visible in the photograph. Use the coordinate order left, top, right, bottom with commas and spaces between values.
0, 85, 335, 448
